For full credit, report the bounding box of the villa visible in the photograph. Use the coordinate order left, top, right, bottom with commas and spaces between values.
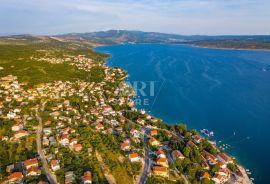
129, 153, 140, 162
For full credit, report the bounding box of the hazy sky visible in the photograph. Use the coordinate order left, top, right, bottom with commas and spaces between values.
0, 0, 270, 35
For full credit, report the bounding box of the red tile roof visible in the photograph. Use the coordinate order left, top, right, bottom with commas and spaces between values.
8, 172, 23, 181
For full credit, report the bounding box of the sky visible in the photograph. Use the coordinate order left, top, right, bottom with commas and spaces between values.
0, 0, 270, 35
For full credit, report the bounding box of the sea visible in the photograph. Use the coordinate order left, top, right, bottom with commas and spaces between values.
95, 44, 270, 184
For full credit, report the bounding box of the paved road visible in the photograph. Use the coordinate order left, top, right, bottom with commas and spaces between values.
36, 102, 58, 184
138, 128, 150, 184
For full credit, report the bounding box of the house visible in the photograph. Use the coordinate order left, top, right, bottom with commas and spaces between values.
129, 153, 140, 162
171, 150, 185, 161
204, 151, 218, 165
200, 171, 210, 180
26, 166, 41, 176
73, 144, 83, 152
51, 160, 60, 171
121, 142, 130, 151
8, 172, 23, 184
192, 135, 203, 144
152, 166, 168, 178
24, 158, 38, 169
212, 173, 229, 184
156, 150, 166, 158
217, 153, 233, 164
43, 138, 50, 146
49, 136, 56, 144
156, 157, 168, 167
43, 128, 52, 135
115, 126, 123, 132
14, 130, 29, 139
96, 123, 104, 130
217, 161, 227, 169
186, 140, 197, 148
70, 138, 78, 146
130, 129, 140, 138
149, 137, 160, 147
7, 111, 16, 119
83, 171, 92, 184
65, 171, 75, 184
6, 164, 14, 173
60, 134, 69, 146
12, 123, 23, 132
136, 118, 145, 125
150, 129, 158, 136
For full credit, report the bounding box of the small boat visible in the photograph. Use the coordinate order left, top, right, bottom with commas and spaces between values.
200, 129, 214, 137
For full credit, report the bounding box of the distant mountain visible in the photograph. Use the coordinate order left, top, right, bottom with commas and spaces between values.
58, 30, 270, 44
1, 30, 270, 50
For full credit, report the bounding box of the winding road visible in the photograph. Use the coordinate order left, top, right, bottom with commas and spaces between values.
36, 101, 58, 184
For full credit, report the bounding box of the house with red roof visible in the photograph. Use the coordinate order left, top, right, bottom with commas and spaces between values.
171, 150, 184, 161
51, 160, 60, 171
95, 123, 104, 130
121, 142, 130, 151
73, 144, 83, 152
26, 166, 41, 176
83, 171, 92, 184
156, 150, 166, 158
152, 166, 168, 178
12, 123, 23, 132
24, 158, 38, 169
149, 137, 160, 147
150, 129, 158, 136
8, 172, 23, 183
156, 157, 169, 168
60, 134, 69, 146
217, 153, 233, 164
129, 153, 140, 162
200, 171, 210, 180
14, 130, 29, 139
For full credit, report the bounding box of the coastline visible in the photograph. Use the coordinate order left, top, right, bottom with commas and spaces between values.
191, 44, 270, 52
94, 45, 253, 184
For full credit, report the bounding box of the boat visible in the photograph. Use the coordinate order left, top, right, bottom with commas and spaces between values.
200, 129, 214, 137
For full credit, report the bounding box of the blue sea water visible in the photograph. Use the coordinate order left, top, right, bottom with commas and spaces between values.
95, 44, 270, 184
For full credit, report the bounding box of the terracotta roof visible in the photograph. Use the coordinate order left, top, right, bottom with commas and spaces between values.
51, 160, 58, 166
15, 130, 28, 135
74, 144, 82, 151
25, 158, 38, 167
201, 171, 210, 179
129, 153, 138, 158
84, 171, 92, 181
172, 150, 184, 159
152, 166, 167, 172
8, 172, 23, 181
121, 142, 130, 150
150, 129, 158, 135
157, 157, 167, 163
61, 134, 69, 140
218, 153, 233, 162
27, 166, 41, 174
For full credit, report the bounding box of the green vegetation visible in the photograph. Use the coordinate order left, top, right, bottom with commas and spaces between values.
0, 38, 107, 87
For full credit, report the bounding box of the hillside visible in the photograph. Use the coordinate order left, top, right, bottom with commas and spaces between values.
57, 30, 270, 50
